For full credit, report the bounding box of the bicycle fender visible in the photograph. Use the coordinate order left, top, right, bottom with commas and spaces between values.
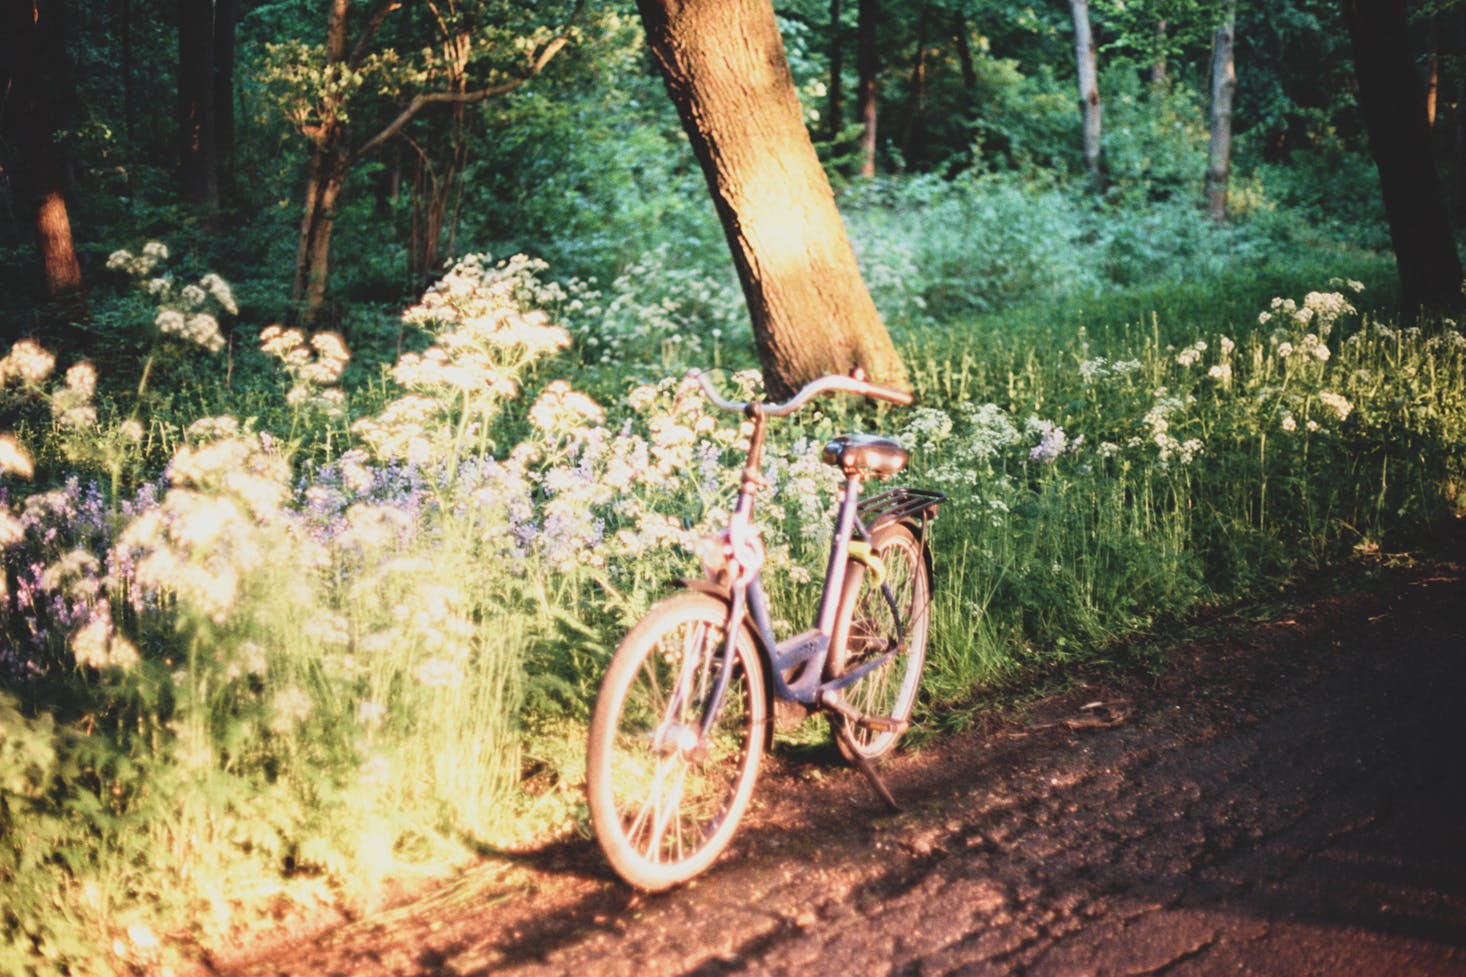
673, 577, 734, 604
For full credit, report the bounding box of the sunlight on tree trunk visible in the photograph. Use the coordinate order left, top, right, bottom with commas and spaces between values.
1205, 1, 1237, 223
635, 0, 908, 398
37, 191, 83, 298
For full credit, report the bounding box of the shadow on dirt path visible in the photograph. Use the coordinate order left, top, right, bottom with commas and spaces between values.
208, 547, 1466, 977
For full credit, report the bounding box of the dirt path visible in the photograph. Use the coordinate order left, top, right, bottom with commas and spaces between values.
210, 551, 1466, 977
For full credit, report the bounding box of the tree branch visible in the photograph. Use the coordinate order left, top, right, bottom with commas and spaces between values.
350, 0, 402, 68
348, 1, 584, 166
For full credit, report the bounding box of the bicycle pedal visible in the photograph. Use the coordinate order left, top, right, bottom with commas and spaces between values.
819, 691, 907, 734
861, 715, 908, 734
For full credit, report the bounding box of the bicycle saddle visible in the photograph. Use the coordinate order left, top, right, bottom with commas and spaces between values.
821, 434, 909, 478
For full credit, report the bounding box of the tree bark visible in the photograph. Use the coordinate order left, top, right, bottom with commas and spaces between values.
1343, 0, 1463, 319
635, 0, 908, 397
857, 0, 878, 178
1068, 0, 1103, 188
2, 0, 85, 311
294, 150, 348, 325
1205, 1, 1237, 222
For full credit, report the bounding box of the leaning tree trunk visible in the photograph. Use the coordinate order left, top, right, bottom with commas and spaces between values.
1068, 0, 1103, 188
1205, 1, 1237, 222
635, 0, 908, 397
1343, 0, 1463, 319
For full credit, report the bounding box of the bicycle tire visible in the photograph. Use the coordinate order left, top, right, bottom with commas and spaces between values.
586, 590, 766, 890
826, 521, 931, 762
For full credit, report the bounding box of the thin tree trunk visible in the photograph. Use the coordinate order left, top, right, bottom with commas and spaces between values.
954, 11, 976, 90
177, 0, 219, 204
1069, 0, 1103, 188
298, 158, 347, 325
214, 0, 240, 195
1343, 0, 1463, 319
635, 0, 907, 396
857, 0, 878, 178
119, 0, 135, 151
292, 0, 350, 324
828, 0, 843, 141
1151, 19, 1168, 92
901, 7, 929, 166
1205, 1, 1237, 222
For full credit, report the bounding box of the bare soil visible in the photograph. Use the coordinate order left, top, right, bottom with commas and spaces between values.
203, 542, 1466, 977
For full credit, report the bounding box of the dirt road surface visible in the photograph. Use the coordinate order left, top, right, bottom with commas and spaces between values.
211, 552, 1466, 977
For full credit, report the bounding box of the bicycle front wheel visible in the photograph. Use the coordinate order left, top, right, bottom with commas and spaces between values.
826, 521, 932, 762
586, 591, 766, 890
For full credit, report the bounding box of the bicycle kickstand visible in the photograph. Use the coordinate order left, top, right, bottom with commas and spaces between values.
833, 725, 903, 813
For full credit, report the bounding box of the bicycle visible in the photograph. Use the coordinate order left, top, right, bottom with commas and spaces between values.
585, 368, 945, 891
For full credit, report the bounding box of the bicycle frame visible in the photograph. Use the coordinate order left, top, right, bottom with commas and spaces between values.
693, 400, 943, 740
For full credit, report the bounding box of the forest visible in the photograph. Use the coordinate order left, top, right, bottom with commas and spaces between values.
1, 0, 1464, 972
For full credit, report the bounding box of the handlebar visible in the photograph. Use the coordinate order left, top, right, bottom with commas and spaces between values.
687, 368, 913, 417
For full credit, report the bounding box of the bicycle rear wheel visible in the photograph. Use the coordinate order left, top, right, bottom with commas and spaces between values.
586, 591, 766, 890
826, 521, 931, 761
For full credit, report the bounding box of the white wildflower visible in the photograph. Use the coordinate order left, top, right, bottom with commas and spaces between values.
269, 686, 313, 734
1317, 391, 1352, 422
0, 434, 34, 478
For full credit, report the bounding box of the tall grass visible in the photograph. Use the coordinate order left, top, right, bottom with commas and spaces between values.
905, 284, 1464, 718
2, 208, 1463, 972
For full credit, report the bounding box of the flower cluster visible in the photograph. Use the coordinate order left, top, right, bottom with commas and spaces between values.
51, 362, 99, 430
114, 420, 299, 624
0, 339, 56, 388
260, 325, 350, 417
109, 242, 238, 353
355, 255, 573, 466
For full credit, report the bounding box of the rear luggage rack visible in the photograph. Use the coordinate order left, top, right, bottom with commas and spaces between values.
857, 487, 945, 528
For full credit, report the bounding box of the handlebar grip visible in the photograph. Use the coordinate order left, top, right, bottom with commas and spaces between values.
863, 384, 914, 407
